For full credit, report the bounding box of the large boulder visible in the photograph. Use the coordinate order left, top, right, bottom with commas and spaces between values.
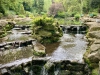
88, 31, 100, 39
90, 43, 100, 52
88, 49, 100, 63
87, 39, 100, 63
0, 20, 8, 27
32, 40, 46, 57
89, 25, 100, 32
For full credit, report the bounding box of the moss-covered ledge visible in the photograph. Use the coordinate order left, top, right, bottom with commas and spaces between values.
83, 19, 100, 75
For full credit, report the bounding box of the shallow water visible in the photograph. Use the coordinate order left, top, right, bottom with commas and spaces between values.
47, 33, 87, 63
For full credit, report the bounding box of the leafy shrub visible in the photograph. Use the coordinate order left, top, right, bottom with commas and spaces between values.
74, 14, 80, 21
5, 11, 16, 19
57, 12, 65, 18
32, 16, 62, 44
25, 11, 33, 17
70, 12, 77, 17
0, 13, 3, 19
89, 13, 98, 18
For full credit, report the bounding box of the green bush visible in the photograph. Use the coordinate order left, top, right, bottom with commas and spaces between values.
74, 14, 80, 21
57, 12, 65, 18
89, 13, 98, 18
70, 12, 77, 17
32, 16, 62, 44
4, 11, 16, 19
25, 11, 33, 17
0, 13, 3, 19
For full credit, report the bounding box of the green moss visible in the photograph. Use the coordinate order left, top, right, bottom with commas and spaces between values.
33, 50, 46, 57
74, 14, 80, 21
0, 47, 34, 64
91, 68, 99, 75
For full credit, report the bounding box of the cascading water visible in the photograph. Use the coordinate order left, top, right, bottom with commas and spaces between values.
40, 26, 89, 75
77, 26, 80, 34
8, 29, 22, 41
0, 24, 90, 75
41, 66, 48, 75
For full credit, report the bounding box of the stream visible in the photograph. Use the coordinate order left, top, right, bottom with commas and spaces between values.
0, 25, 90, 75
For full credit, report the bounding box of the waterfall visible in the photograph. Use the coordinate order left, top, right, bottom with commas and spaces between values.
9, 30, 22, 41
29, 70, 33, 75
54, 64, 60, 75
18, 42, 21, 49
41, 66, 48, 75
54, 69, 59, 75
77, 26, 80, 34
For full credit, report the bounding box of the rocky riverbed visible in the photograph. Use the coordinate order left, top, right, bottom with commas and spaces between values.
0, 16, 98, 75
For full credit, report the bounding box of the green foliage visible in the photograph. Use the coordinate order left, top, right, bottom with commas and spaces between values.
89, 12, 98, 18
57, 12, 65, 18
91, 68, 99, 75
18, 15, 25, 18
32, 16, 62, 44
0, 13, 3, 18
90, 0, 100, 9
74, 14, 80, 21
43, 0, 52, 12
33, 50, 46, 57
33, 17, 54, 26
0, 0, 99, 17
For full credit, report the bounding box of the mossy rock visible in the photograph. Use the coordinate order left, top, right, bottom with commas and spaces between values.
88, 31, 100, 39
0, 31, 5, 35
33, 50, 46, 57
91, 68, 99, 75
89, 26, 100, 31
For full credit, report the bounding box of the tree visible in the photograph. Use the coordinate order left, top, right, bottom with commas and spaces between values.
90, 0, 100, 9
48, 2, 64, 17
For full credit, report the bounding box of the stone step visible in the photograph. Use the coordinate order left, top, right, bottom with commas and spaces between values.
0, 39, 36, 51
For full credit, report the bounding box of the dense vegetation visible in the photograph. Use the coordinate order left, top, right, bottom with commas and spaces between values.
0, 0, 100, 18
0, 0, 100, 42
32, 16, 62, 44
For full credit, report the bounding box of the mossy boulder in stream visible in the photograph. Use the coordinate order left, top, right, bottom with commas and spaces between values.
32, 16, 62, 44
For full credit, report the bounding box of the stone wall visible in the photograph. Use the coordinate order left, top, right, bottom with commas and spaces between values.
84, 17, 100, 75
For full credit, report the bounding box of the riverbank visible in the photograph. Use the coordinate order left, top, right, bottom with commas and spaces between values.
83, 17, 100, 75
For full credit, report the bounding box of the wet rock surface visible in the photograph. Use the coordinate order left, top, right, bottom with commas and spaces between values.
84, 17, 100, 75
0, 59, 90, 75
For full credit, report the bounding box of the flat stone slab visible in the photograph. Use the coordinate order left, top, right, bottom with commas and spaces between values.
0, 57, 51, 69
